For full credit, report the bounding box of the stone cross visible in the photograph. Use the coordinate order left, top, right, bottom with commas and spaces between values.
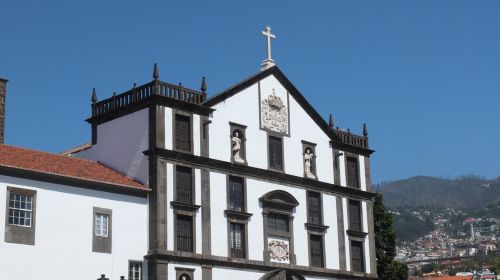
261, 26, 276, 70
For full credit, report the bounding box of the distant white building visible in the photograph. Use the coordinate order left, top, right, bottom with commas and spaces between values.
0, 28, 377, 280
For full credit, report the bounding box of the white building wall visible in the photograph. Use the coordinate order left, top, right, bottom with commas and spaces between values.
209, 75, 335, 184
0, 175, 148, 280
75, 108, 149, 185
165, 107, 173, 150
166, 163, 175, 251
210, 171, 228, 257
362, 201, 371, 274
194, 168, 202, 254
359, 155, 366, 191
323, 193, 339, 270
212, 267, 262, 280
342, 197, 351, 271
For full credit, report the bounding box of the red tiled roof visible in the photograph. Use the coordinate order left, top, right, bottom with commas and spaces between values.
0, 144, 149, 191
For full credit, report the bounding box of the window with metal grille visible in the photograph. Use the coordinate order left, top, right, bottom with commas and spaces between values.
268, 136, 283, 170
228, 176, 244, 212
307, 191, 322, 225
229, 222, 245, 258
176, 215, 193, 252
95, 213, 109, 237
176, 166, 193, 204
8, 192, 33, 227
349, 200, 362, 232
350, 240, 365, 272
267, 213, 289, 233
346, 156, 359, 188
128, 261, 142, 280
310, 234, 324, 267
175, 114, 191, 152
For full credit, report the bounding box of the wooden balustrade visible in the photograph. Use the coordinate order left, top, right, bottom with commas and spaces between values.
333, 129, 369, 149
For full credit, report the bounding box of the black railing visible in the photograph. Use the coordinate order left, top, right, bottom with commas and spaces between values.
92, 81, 206, 118
333, 129, 369, 149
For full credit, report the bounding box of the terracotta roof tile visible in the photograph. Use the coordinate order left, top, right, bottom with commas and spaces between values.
0, 144, 149, 191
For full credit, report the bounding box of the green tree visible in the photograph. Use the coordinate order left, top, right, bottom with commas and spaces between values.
374, 192, 408, 279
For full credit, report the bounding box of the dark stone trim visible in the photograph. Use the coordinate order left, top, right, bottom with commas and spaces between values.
226, 220, 250, 259
330, 141, 374, 157
144, 148, 375, 200
4, 186, 36, 245
347, 198, 364, 232
173, 212, 197, 254
173, 164, 196, 204
92, 207, 112, 254
304, 223, 329, 234
147, 258, 169, 280
146, 251, 377, 279
349, 239, 366, 273
175, 267, 195, 280
149, 157, 168, 250
228, 121, 247, 129
87, 94, 214, 126
364, 157, 372, 192
226, 174, 248, 212
224, 210, 253, 221
266, 133, 285, 172
170, 201, 201, 213
91, 124, 97, 145
332, 148, 342, 185
172, 110, 194, 154
343, 152, 361, 190
201, 169, 211, 255
260, 190, 299, 212
0, 165, 149, 198
204, 66, 373, 155
300, 140, 317, 147
201, 265, 212, 280
336, 196, 346, 271
346, 230, 368, 239
307, 233, 326, 268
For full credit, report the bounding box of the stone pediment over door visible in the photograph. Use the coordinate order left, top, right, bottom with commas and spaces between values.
259, 269, 305, 280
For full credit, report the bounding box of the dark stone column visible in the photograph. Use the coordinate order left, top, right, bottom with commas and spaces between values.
336, 196, 346, 271
147, 258, 169, 280
201, 265, 212, 280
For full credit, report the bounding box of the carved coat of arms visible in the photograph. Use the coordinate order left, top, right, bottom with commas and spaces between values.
261, 90, 288, 134
268, 239, 290, 262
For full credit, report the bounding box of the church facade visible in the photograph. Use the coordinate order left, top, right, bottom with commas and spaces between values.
0, 29, 377, 280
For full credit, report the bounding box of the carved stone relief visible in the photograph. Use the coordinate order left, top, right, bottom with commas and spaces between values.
261, 89, 288, 134
268, 237, 290, 263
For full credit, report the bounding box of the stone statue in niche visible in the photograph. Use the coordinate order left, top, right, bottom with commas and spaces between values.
304, 148, 316, 179
231, 130, 245, 163
261, 89, 288, 134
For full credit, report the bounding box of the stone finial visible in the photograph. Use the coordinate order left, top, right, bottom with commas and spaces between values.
363, 123, 368, 137
153, 63, 159, 80
97, 274, 109, 280
200, 76, 207, 93
120, 277, 125, 280
91, 88, 97, 103
328, 114, 334, 128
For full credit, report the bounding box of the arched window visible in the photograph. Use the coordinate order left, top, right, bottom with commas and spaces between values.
260, 190, 299, 265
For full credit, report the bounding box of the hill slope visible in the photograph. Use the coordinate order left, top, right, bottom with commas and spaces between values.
376, 176, 500, 209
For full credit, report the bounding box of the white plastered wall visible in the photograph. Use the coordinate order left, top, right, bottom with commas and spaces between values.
0, 175, 148, 280
75, 108, 149, 185
209, 74, 334, 184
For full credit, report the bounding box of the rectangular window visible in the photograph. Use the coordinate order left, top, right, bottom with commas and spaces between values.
349, 200, 362, 232
307, 191, 322, 225
346, 156, 360, 188
95, 214, 109, 237
268, 136, 283, 170
129, 261, 142, 280
266, 213, 289, 233
8, 192, 33, 227
176, 215, 193, 252
175, 114, 191, 152
228, 176, 244, 212
351, 240, 365, 272
229, 222, 246, 258
176, 166, 193, 204
310, 234, 324, 267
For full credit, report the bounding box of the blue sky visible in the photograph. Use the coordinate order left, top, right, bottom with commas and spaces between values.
1, 1, 499, 183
